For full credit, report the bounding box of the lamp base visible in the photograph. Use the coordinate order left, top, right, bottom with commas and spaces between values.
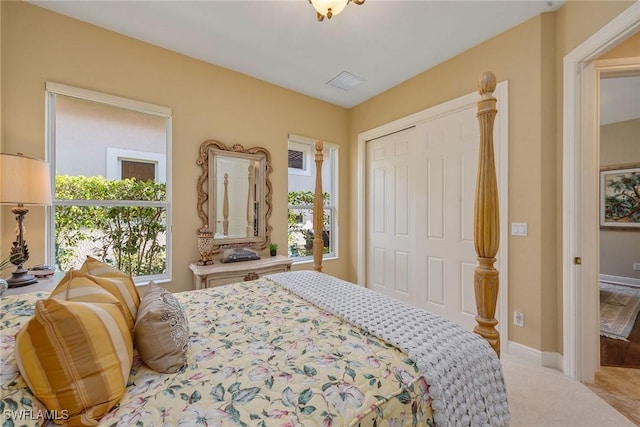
7, 268, 38, 288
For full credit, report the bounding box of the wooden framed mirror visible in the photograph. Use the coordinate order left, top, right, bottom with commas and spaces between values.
197, 140, 273, 253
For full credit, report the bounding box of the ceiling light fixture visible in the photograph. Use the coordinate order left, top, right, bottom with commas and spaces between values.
309, 0, 364, 21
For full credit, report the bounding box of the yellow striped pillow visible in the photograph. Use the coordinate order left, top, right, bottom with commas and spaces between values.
50, 270, 138, 335
79, 255, 132, 278
14, 297, 133, 426
78, 256, 140, 323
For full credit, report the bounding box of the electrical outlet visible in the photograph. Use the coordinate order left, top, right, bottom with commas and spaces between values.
633, 263, 640, 271
513, 311, 524, 327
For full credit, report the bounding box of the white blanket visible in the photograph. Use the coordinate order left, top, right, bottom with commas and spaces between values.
268, 271, 510, 427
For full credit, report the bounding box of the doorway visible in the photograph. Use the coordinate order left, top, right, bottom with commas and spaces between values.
598, 71, 640, 369
586, 66, 640, 426
563, 2, 640, 383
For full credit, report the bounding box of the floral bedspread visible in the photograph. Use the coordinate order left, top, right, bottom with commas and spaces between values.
1, 279, 434, 426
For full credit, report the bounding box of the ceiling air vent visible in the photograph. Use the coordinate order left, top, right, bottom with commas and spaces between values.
327, 71, 365, 91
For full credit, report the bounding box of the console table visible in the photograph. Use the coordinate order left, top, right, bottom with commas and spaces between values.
189, 255, 293, 290
2, 271, 64, 297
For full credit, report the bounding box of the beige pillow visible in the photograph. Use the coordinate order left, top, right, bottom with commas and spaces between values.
15, 297, 133, 426
134, 283, 189, 373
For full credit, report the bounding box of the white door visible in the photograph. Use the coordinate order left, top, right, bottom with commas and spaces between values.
367, 127, 419, 302
413, 108, 480, 330
366, 104, 483, 330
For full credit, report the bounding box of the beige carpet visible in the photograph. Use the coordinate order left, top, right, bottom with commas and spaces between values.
502, 354, 635, 426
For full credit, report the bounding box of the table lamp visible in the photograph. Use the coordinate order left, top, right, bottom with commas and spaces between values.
0, 153, 52, 287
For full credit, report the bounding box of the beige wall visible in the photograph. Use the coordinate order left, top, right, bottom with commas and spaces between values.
2, 0, 636, 354
600, 30, 640, 59
600, 118, 640, 280
1, 1, 350, 291
0, 1, 3, 244
0, 0, 2, 152
601, 118, 640, 166
349, 16, 548, 349
349, 1, 634, 352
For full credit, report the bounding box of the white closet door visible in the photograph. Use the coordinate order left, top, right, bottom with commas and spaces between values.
413, 106, 479, 330
367, 127, 419, 303
366, 103, 480, 331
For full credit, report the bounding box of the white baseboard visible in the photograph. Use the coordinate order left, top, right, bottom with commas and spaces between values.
600, 274, 640, 288
542, 351, 564, 372
506, 341, 564, 372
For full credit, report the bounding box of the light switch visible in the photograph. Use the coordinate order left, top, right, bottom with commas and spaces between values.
511, 223, 528, 236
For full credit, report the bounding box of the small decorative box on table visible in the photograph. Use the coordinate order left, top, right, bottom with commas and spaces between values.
189, 255, 293, 290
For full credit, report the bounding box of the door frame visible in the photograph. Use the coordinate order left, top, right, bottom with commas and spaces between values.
356, 83, 509, 353
562, 2, 640, 382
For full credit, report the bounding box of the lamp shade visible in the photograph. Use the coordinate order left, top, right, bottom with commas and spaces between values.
310, 0, 348, 18
0, 153, 52, 206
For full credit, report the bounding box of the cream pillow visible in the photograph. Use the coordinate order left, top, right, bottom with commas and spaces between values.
14, 297, 133, 426
134, 283, 189, 373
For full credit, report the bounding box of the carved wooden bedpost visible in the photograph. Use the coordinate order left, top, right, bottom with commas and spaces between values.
313, 140, 324, 272
474, 72, 501, 356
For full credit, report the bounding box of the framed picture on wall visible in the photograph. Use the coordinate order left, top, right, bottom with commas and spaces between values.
600, 164, 640, 229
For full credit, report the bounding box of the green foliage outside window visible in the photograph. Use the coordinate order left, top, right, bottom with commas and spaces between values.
55, 175, 166, 276
287, 190, 330, 258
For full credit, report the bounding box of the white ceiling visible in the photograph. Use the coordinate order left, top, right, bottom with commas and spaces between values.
30, 0, 564, 108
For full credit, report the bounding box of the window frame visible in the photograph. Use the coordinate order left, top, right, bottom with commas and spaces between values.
45, 82, 173, 284
287, 134, 338, 263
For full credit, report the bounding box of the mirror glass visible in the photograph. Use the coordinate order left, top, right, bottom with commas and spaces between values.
210, 152, 261, 238
197, 140, 272, 251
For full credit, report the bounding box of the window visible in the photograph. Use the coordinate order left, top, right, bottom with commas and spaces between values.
46, 82, 172, 283
287, 141, 311, 176
288, 149, 304, 170
287, 135, 338, 261
121, 160, 155, 181
106, 147, 166, 182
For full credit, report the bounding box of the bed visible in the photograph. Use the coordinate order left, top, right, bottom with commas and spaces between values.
0, 72, 508, 426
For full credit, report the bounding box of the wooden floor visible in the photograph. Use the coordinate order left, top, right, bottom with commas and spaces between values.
587, 367, 640, 426
589, 310, 640, 425
600, 307, 640, 368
